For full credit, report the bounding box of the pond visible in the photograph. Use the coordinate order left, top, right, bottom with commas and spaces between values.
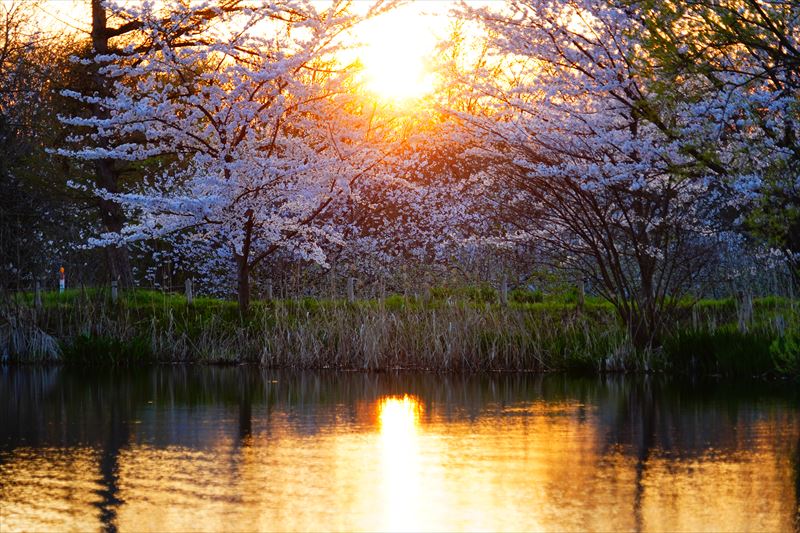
1, 366, 798, 532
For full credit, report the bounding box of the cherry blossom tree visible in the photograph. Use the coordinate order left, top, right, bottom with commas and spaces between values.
454, 0, 743, 348
59, 0, 401, 312
631, 0, 800, 287
79, 0, 253, 285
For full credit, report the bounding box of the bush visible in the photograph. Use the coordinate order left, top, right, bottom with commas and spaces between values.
464, 285, 498, 304
510, 288, 544, 304
383, 294, 406, 310
428, 285, 499, 304
769, 332, 800, 377
61, 334, 154, 366
663, 327, 775, 377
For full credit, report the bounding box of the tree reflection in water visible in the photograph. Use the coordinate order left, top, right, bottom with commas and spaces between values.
0, 367, 798, 531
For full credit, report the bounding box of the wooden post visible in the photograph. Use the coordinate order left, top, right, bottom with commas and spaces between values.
774, 314, 785, 337
111, 280, 118, 303
266, 278, 273, 301
185, 278, 194, 305
500, 275, 508, 306
737, 291, 753, 333
34, 279, 42, 310
347, 277, 355, 303
577, 278, 585, 312
745, 292, 753, 323
736, 290, 745, 332
772, 269, 778, 298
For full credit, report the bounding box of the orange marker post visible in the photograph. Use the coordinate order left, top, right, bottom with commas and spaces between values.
59, 266, 65, 294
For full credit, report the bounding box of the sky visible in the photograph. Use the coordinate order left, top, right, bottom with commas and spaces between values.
354, 1, 454, 100
27, 0, 466, 102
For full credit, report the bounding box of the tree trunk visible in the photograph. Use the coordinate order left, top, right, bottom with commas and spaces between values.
236, 210, 255, 315
631, 255, 660, 351
630, 313, 653, 352
237, 254, 250, 315
97, 162, 133, 286
618, 301, 658, 353
91, 0, 133, 287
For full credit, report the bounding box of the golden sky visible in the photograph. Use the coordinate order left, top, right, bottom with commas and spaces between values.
29, 0, 464, 103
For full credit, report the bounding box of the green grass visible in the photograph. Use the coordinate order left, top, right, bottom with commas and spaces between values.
662, 327, 776, 377
61, 334, 155, 366
2, 288, 797, 378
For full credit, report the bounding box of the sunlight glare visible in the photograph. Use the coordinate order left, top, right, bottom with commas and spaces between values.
378, 394, 423, 530
355, 5, 440, 102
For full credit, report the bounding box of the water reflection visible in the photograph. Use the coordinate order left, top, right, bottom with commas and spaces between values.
0, 367, 798, 532
378, 395, 423, 531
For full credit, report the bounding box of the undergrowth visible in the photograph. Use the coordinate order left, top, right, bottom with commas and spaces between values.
1, 289, 797, 378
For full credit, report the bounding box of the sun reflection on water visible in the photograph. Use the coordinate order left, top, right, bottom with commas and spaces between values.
378, 395, 422, 437
377, 395, 424, 531
2, 371, 799, 533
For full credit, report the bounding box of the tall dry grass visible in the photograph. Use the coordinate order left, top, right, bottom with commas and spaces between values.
1, 288, 797, 376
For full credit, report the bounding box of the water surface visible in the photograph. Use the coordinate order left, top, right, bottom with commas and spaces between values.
1, 367, 798, 532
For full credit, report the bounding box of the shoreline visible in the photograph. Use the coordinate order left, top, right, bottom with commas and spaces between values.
4, 361, 800, 383
2, 289, 798, 379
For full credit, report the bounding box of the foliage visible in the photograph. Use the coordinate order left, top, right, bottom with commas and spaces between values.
451, 0, 745, 349
1, 0, 798, 350
770, 331, 800, 378
0, 1, 101, 289
61, 334, 153, 366
510, 288, 543, 304
662, 327, 777, 377
58, 0, 412, 312
633, 0, 800, 284
2, 289, 796, 378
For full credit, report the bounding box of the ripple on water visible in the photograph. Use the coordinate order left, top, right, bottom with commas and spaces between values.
1, 370, 798, 532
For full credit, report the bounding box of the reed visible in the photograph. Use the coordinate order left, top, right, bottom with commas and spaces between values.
1, 288, 797, 377
0, 307, 61, 362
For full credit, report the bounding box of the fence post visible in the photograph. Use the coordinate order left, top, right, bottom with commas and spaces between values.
34, 279, 42, 310
111, 280, 119, 303
500, 275, 508, 306
745, 292, 753, 324
737, 291, 753, 333
266, 278, 273, 301
347, 277, 355, 303
774, 314, 785, 337
771, 269, 778, 298
185, 278, 194, 305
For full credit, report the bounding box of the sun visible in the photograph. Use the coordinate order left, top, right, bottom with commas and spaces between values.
354, 3, 441, 102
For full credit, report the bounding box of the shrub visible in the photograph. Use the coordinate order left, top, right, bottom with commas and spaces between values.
61, 334, 154, 366
510, 288, 544, 304
663, 327, 775, 377
769, 331, 800, 378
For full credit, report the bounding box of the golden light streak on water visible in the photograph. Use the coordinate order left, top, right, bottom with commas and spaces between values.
1, 372, 798, 532
377, 395, 423, 531
0, 447, 103, 532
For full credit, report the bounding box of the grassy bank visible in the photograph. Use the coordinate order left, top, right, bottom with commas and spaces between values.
1, 288, 798, 378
